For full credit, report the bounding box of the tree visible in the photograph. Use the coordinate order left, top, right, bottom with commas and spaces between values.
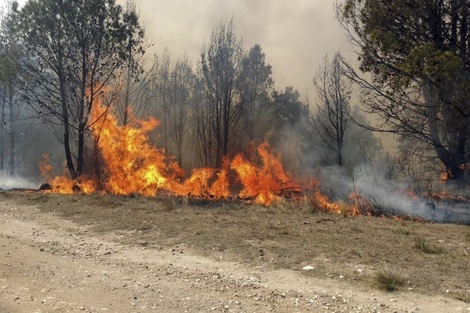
271, 87, 308, 127
338, 0, 470, 184
16, 0, 144, 179
151, 52, 195, 167
192, 75, 213, 167
199, 19, 246, 168
0, 0, 25, 176
344, 106, 383, 171
270, 86, 311, 173
312, 52, 352, 167
240, 44, 274, 144
116, 0, 148, 127
152, 50, 171, 151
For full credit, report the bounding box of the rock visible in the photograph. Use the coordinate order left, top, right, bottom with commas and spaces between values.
302, 265, 314, 271
38, 183, 52, 191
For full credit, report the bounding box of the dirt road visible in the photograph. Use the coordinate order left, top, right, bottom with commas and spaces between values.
0, 196, 468, 312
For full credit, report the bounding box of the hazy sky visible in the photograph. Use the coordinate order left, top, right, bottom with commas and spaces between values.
131, 0, 352, 95
2, 0, 352, 96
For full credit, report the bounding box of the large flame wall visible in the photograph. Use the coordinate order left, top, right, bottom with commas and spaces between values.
42, 96, 305, 206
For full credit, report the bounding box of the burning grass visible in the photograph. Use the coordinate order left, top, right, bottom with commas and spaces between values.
35, 89, 470, 226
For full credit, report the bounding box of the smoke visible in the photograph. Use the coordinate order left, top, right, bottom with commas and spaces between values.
316, 165, 470, 224
0, 171, 38, 190
129, 0, 352, 93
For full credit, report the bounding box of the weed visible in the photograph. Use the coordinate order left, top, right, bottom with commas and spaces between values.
414, 237, 444, 254
371, 267, 406, 291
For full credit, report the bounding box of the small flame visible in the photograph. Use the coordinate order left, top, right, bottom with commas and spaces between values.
39, 153, 53, 182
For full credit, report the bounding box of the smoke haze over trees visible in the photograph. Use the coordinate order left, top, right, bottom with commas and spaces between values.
2, 0, 468, 192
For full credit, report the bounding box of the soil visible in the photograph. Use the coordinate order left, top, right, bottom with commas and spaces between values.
1, 191, 469, 313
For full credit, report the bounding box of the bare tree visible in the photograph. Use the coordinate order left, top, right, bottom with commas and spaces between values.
0, 1, 25, 176
312, 53, 351, 167
199, 19, 246, 168
116, 0, 148, 127
192, 75, 213, 167
153, 50, 171, 150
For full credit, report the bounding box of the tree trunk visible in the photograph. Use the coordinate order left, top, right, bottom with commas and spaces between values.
76, 122, 86, 176
123, 56, 132, 126
423, 81, 467, 184
7, 82, 14, 176
337, 139, 343, 167
0, 90, 5, 172
59, 74, 77, 179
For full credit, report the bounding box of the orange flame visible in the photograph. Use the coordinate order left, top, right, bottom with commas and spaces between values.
41, 90, 300, 206
90, 102, 175, 197
40, 88, 376, 213
39, 153, 53, 182
230, 143, 291, 206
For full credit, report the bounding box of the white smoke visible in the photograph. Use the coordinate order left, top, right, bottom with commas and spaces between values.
0, 172, 38, 190
316, 165, 470, 224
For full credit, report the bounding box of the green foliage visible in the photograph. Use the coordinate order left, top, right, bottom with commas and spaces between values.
271, 86, 306, 127
15, 0, 145, 178
404, 43, 464, 80
339, 0, 470, 183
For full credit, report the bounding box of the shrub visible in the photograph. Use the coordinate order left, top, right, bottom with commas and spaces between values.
371, 267, 406, 291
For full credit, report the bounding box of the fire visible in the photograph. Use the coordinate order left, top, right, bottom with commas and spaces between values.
39, 154, 53, 182
38, 88, 381, 214
230, 143, 289, 206
90, 102, 174, 197
39, 89, 304, 206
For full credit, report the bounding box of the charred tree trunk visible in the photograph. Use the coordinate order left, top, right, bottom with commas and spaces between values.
122, 46, 133, 126
76, 122, 86, 176
59, 65, 77, 179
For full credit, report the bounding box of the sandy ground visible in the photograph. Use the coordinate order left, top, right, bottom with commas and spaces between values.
1, 196, 469, 313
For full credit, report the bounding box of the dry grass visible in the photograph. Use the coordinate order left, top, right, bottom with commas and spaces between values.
414, 236, 444, 254
371, 266, 406, 292
452, 290, 470, 303
9, 191, 470, 300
